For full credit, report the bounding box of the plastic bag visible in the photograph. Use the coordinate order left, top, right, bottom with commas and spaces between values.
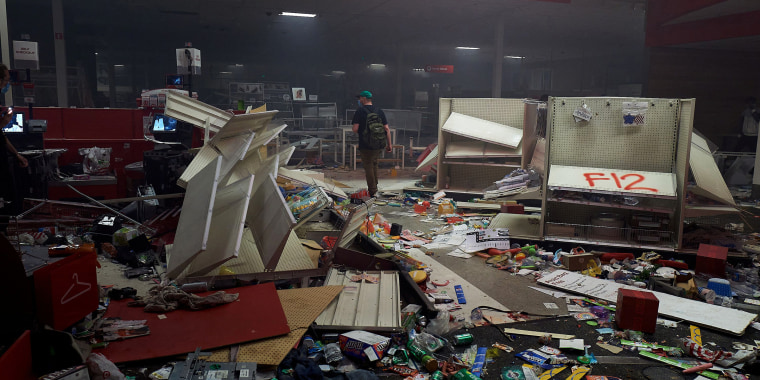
79, 146, 112, 175
426, 310, 455, 336
87, 353, 125, 380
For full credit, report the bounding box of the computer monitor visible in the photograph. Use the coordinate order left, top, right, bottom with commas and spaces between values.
165, 74, 183, 87
152, 114, 177, 133
3, 111, 24, 133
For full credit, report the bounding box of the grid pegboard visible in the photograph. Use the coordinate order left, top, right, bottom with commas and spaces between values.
448, 164, 510, 191
674, 99, 695, 249
549, 97, 681, 173
451, 98, 526, 127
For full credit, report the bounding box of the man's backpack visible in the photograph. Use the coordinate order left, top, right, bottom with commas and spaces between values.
362, 107, 387, 150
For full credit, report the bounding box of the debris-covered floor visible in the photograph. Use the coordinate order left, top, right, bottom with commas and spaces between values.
5, 168, 760, 380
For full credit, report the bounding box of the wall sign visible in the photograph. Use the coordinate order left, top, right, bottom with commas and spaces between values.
13, 40, 39, 70
424, 65, 454, 74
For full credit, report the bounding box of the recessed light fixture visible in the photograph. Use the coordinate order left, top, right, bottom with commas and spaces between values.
504, 55, 525, 59
369, 64, 386, 69
114, 64, 125, 67
219, 71, 232, 74
456, 46, 479, 50
280, 11, 317, 17
412, 68, 424, 72
331, 70, 346, 75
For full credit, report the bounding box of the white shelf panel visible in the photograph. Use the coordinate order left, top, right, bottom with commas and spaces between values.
442, 112, 522, 148
546, 197, 675, 214
548, 165, 677, 199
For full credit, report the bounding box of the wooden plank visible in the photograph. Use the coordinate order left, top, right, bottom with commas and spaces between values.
547, 164, 677, 198
442, 112, 522, 148
247, 174, 296, 270
503, 328, 575, 340
184, 175, 254, 277
166, 156, 222, 279
538, 270, 757, 336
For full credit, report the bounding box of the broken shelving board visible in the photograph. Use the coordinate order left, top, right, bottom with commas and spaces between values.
314, 268, 401, 330
537, 270, 756, 335
166, 156, 222, 279
441, 112, 522, 149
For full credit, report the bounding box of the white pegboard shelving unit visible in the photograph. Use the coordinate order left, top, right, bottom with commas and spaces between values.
541, 97, 695, 251
436, 98, 537, 192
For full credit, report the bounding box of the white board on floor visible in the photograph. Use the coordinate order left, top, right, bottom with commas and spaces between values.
183, 175, 254, 278
537, 270, 756, 336
247, 173, 297, 270
442, 112, 522, 148
167, 156, 222, 278
278, 167, 347, 199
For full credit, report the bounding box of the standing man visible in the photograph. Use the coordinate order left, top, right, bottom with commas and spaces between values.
352, 90, 392, 197
739, 96, 760, 152
0, 63, 28, 217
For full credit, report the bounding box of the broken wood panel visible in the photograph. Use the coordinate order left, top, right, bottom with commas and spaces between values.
274, 231, 317, 271
177, 146, 220, 189
331, 272, 362, 326
166, 157, 222, 279
442, 112, 522, 148
416, 145, 438, 172
184, 175, 254, 277
278, 167, 348, 199
538, 270, 756, 336
248, 174, 296, 270
354, 274, 381, 326
689, 133, 735, 206
314, 269, 347, 325
164, 91, 231, 132
377, 271, 400, 327
213, 111, 278, 138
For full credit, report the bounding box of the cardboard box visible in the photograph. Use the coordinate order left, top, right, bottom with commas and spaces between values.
339, 330, 390, 361
562, 253, 594, 271
615, 289, 659, 333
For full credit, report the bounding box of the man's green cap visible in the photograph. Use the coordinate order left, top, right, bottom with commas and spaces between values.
356, 90, 373, 99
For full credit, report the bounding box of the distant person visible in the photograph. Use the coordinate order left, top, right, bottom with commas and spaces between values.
738, 96, 760, 152
352, 91, 392, 197
0, 63, 28, 217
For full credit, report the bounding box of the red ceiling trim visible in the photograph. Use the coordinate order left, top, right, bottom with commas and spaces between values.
647, 0, 727, 25
646, 9, 760, 47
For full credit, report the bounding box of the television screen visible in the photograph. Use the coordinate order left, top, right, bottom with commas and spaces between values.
152, 114, 177, 132
3, 111, 23, 133
166, 74, 183, 87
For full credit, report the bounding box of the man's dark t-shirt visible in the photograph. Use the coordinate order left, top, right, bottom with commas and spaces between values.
352, 105, 388, 150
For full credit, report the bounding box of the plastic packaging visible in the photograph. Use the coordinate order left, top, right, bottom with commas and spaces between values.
426, 310, 454, 336
87, 353, 126, 380
324, 342, 343, 365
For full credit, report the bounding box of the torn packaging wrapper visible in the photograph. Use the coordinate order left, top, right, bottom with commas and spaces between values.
339, 330, 391, 361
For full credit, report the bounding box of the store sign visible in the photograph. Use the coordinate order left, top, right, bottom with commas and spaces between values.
583, 172, 658, 193
424, 65, 454, 74
13, 40, 39, 70
176, 48, 201, 75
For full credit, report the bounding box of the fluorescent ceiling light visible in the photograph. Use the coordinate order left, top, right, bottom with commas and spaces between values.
235, 64, 244, 67
219, 71, 232, 74
331, 70, 346, 75
280, 12, 317, 17
369, 64, 386, 69
114, 64, 125, 67
504, 55, 525, 59
412, 68, 424, 72
456, 46, 479, 50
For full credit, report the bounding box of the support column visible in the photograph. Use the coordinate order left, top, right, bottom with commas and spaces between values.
394, 44, 403, 109
0, 0, 11, 104
491, 18, 504, 98
52, 0, 68, 107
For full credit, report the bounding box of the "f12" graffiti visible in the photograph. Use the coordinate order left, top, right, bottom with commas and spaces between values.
582, 172, 658, 193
